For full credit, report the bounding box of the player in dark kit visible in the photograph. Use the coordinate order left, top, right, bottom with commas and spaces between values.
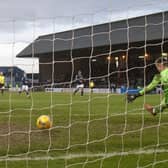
19, 73, 30, 97
73, 70, 84, 96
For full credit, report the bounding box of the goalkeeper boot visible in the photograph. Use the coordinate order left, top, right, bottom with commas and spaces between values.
144, 104, 157, 116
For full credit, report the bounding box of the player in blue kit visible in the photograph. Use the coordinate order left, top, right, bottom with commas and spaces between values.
19, 73, 30, 97
73, 70, 84, 96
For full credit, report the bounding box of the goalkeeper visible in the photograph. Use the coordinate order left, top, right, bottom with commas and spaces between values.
127, 56, 168, 116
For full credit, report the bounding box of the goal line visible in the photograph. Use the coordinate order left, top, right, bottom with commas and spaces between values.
1, 148, 168, 161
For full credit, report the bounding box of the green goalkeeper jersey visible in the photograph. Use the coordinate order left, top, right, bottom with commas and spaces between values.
160, 68, 168, 94
139, 74, 161, 95
137, 68, 168, 113
139, 68, 168, 96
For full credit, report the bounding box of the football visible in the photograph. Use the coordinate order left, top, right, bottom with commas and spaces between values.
36, 115, 52, 129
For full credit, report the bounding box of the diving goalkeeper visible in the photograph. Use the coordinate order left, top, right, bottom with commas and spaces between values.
127, 56, 168, 116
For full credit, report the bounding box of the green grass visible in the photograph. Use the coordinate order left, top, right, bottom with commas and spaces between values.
0, 92, 168, 168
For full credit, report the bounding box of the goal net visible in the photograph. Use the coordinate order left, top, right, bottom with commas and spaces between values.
0, 7, 168, 168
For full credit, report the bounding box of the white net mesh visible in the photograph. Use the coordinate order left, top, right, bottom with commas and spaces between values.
0, 8, 168, 168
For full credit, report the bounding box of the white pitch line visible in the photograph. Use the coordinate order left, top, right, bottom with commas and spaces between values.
0, 148, 168, 161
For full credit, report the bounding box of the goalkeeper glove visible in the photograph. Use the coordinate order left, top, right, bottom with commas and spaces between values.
127, 93, 141, 103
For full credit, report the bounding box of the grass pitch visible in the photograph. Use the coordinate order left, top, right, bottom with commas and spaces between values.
0, 92, 168, 168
